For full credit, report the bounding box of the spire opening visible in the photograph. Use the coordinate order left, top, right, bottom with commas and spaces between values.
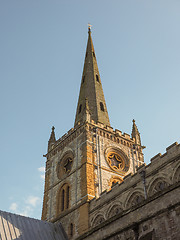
96, 74, 99, 82
100, 102, 105, 112
78, 104, 82, 114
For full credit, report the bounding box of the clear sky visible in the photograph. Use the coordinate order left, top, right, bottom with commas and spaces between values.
0, 0, 180, 219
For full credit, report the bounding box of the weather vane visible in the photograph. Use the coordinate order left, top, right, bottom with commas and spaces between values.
88, 23, 92, 31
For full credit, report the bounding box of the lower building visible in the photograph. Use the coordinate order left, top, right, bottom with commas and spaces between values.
77, 142, 180, 240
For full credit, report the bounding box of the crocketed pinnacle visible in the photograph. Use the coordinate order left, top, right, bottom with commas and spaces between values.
74, 28, 110, 126
48, 126, 56, 151
131, 119, 141, 146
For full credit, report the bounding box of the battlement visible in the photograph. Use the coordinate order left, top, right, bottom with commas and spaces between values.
150, 142, 180, 164
46, 120, 141, 158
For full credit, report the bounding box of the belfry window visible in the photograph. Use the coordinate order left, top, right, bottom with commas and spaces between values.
96, 74, 99, 82
93, 52, 96, 58
100, 102, 104, 112
78, 104, 82, 114
59, 184, 70, 213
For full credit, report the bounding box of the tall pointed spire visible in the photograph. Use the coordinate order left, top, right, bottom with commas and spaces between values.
74, 27, 110, 126
131, 119, 141, 145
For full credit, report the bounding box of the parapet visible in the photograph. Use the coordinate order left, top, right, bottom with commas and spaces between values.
150, 142, 180, 165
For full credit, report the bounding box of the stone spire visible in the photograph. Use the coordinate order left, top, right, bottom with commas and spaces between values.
131, 119, 141, 146
74, 27, 110, 127
48, 126, 56, 151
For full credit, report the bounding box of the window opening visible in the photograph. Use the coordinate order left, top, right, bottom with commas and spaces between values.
67, 186, 70, 209
70, 223, 73, 237
61, 189, 65, 211
93, 52, 95, 58
78, 104, 82, 114
96, 74, 99, 82
100, 102, 104, 111
82, 76, 85, 83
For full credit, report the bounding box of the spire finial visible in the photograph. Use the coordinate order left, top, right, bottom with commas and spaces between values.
133, 119, 135, 123
88, 23, 92, 33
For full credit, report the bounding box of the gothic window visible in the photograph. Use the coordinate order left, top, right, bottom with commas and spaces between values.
127, 193, 144, 208
92, 214, 105, 227
93, 52, 96, 58
151, 180, 167, 195
173, 166, 180, 183
106, 151, 129, 173
82, 76, 85, 83
100, 102, 104, 111
57, 151, 74, 179
107, 205, 122, 219
58, 184, 70, 214
131, 195, 144, 206
105, 147, 130, 174
96, 74, 99, 82
78, 104, 82, 114
109, 176, 123, 188
64, 157, 73, 173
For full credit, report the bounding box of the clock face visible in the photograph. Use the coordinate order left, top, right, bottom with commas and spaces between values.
105, 148, 129, 173
57, 151, 74, 179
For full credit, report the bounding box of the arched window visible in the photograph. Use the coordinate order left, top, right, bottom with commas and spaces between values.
100, 102, 104, 111
82, 76, 85, 83
96, 74, 99, 82
58, 184, 70, 214
92, 214, 105, 227
93, 52, 95, 58
78, 104, 82, 114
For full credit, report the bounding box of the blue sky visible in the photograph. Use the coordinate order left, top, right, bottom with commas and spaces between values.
0, 0, 180, 219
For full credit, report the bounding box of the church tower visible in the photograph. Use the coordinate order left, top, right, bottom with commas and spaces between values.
42, 27, 145, 239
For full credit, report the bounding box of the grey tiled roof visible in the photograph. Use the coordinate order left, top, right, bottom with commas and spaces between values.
0, 210, 68, 240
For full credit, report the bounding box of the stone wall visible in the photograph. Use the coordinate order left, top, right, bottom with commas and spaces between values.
76, 142, 180, 240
